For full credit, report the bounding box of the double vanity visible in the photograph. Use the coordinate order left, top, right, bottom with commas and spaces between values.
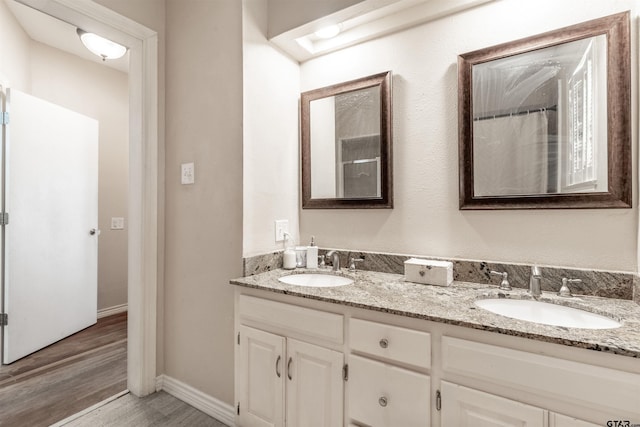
231, 267, 640, 427
233, 8, 639, 427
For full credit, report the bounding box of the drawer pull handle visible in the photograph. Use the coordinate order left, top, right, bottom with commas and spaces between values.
379, 338, 389, 348
287, 357, 293, 380
378, 396, 388, 407
275, 355, 281, 378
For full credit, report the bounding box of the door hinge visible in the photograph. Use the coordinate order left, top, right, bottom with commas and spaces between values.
0, 212, 9, 226
0, 313, 7, 326
436, 389, 442, 411
236, 402, 240, 415
237, 332, 240, 345
1, 112, 8, 125
342, 363, 348, 381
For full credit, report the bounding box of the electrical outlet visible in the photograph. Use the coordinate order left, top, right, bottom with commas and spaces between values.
181, 162, 195, 185
275, 220, 289, 242
111, 217, 125, 230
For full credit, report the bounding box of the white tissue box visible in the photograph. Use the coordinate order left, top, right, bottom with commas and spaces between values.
404, 258, 453, 286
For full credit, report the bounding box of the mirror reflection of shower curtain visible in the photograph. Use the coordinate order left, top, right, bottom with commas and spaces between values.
474, 112, 549, 197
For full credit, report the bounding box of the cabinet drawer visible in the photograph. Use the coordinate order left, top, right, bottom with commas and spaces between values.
350, 318, 430, 368
348, 354, 430, 427
239, 295, 344, 345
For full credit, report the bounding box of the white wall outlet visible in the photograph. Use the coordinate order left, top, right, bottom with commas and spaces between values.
111, 217, 125, 230
181, 162, 195, 185
275, 219, 289, 242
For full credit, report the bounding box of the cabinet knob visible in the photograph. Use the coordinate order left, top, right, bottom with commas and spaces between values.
378, 396, 388, 407
379, 338, 389, 348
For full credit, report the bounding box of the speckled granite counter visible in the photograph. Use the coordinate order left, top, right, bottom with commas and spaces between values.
230, 268, 640, 358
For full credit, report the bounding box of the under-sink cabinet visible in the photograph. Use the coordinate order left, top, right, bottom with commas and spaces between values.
236, 295, 345, 427
440, 382, 600, 427
441, 336, 639, 426
441, 381, 546, 426
234, 289, 640, 427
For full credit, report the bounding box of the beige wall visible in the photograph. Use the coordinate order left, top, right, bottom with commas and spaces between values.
294, 0, 639, 272
163, 0, 242, 404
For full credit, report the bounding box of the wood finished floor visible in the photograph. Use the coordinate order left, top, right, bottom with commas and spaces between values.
62, 391, 227, 426
0, 312, 127, 427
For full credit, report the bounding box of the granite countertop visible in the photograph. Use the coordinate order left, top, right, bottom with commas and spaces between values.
230, 268, 640, 358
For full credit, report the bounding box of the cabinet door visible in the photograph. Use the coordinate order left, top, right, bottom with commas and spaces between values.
286, 338, 344, 427
238, 326, 286, 427
441, 382, 546, 427
550, 413, 601, 427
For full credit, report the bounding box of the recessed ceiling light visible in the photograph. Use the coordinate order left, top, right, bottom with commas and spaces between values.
314, 24, 341, 39
77, 29, 128, 61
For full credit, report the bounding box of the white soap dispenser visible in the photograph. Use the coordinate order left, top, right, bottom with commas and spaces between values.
306, 236, 318, 268
282, 233, 296, 270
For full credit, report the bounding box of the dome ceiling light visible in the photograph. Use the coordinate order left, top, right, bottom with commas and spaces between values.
77, 29, 128, 61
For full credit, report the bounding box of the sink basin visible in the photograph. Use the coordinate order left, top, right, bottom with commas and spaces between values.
278, 273, 353, 288
474, 299, 621, 329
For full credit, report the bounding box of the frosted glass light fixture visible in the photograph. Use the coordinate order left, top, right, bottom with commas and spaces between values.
77, 29, 127, 61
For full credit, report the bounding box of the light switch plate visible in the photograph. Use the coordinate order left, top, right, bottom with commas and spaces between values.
181, 162, 195, 185
111, 217, 125, 230
275, 220, 289, 242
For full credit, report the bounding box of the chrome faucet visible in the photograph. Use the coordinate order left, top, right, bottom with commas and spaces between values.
326, 250, 340, 272
529, 265, 542, 297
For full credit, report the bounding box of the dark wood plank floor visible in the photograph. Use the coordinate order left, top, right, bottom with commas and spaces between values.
0, 312, 127, 427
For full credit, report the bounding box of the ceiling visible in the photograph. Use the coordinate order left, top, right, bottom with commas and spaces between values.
5, 0, 129, 73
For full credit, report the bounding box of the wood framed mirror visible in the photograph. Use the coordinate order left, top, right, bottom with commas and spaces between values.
301, 71, 393, 209
458, 12, 631, 210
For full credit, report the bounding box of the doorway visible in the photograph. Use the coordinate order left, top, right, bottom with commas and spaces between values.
7, 0, 159, 400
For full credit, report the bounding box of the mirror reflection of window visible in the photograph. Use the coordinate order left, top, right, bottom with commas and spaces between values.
471, 35, 608, 197
565, 37, 608, 192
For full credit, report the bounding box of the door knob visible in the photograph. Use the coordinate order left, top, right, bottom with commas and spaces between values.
89, 228, 100, 236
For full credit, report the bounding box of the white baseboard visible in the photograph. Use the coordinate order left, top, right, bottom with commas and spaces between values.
98, 303, 128, 319
156, 374, 235, 426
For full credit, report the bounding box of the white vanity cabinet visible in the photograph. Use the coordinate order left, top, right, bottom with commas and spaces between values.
440, 336, 640, 426
439, 382, 604, 427
234, 286, 640, 427
236, 295, 345, 427
348, 318, 431, 427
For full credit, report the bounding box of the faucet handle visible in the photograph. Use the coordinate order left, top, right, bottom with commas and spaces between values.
490, 270, 511, 291
559, 277, 581, 297
349, 257, 364, 271
318, 254, 326, 268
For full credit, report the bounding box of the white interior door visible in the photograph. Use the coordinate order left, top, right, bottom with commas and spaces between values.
2, 88, 98, 364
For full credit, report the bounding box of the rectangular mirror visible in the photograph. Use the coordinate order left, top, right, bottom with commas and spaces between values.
458, 12, 631, 209
301, 71, 393, 209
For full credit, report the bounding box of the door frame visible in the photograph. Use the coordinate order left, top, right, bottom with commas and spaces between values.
16, 0, 159, 396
